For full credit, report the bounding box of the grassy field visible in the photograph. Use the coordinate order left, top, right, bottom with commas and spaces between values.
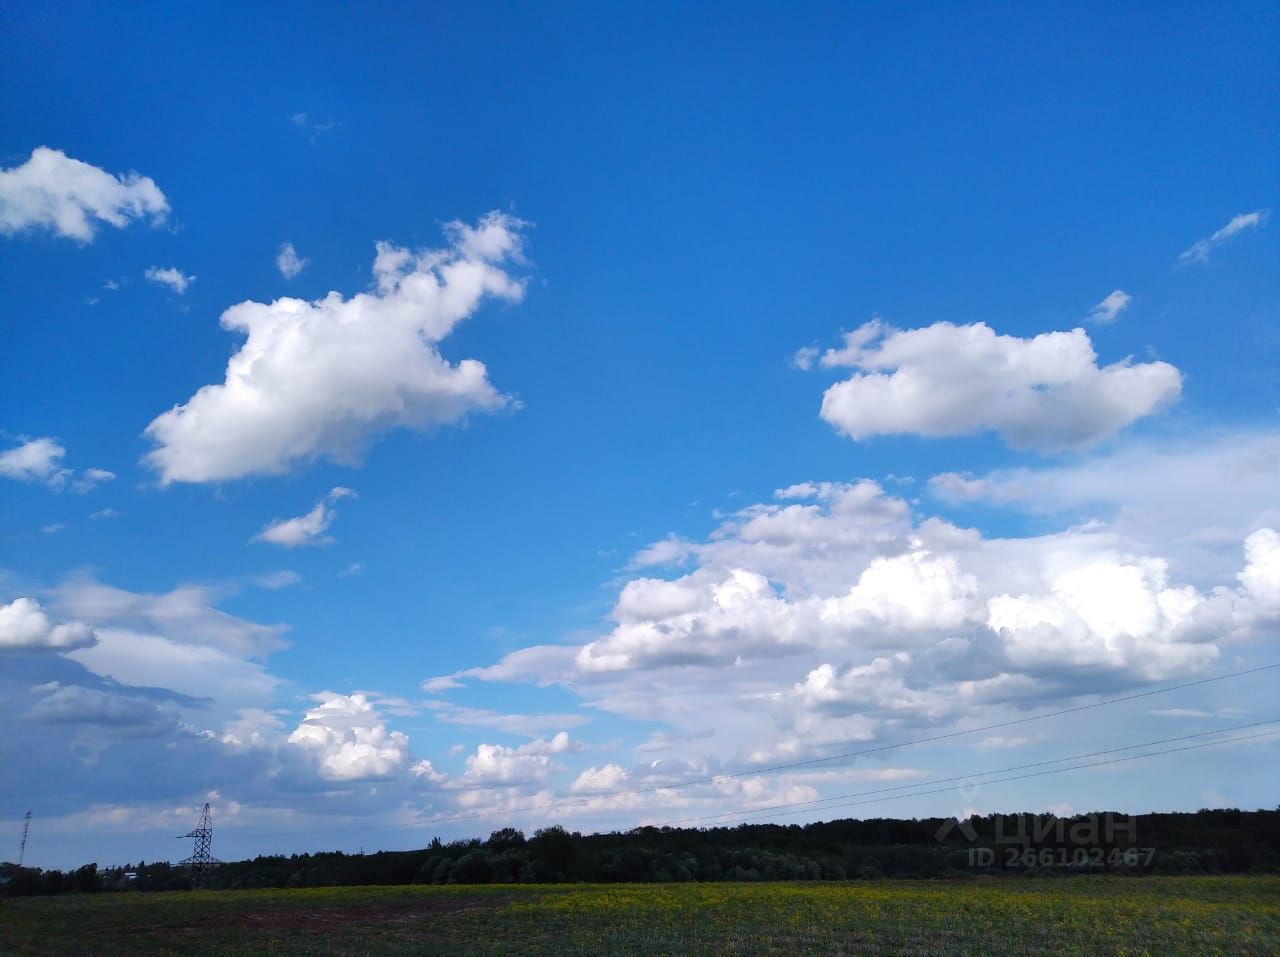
3, 876, 1277, 955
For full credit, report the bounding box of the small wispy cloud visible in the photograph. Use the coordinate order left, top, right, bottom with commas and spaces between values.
276, 242, 309, 279
291, 112, 340, 142
254, 570, 302, 590
1087, 289, 1131, 324
145, 266, 196, 294
974, 735, 1032, 750
422, 675, 462, 693
927, 471, 990, 500
72, 468, 116, 494
0, 437, 67, 485
1178, 210, 1268, 266
253, 487, 355, 548
0, 437, 112, 493
790, 345, 820, 371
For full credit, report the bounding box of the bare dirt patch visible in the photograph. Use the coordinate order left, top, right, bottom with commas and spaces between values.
157, 894, 502, 936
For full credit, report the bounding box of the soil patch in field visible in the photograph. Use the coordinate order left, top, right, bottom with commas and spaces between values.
158, 894, 502, 936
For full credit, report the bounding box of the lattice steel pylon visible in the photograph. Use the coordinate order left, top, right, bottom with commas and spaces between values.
18, 811, 31, 867
178, 803, 219, 886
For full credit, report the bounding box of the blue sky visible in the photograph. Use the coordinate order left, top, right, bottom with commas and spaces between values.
2, 2, 1278, 868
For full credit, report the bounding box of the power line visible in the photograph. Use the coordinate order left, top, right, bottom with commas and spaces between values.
194, 660, 1274, 839
195, 662, 1280, 841
670, 728, 1280, 830
207, 722, 1280, 851
649, 720, 1280, 829
73, 728, 1280, 869
402, 661, 1280, 831
77, 726, 1279, 866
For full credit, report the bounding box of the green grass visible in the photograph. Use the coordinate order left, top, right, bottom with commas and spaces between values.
3, 876, 1277, 955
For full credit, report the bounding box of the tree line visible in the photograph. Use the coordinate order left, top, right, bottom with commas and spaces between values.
3, 807, 1276, 896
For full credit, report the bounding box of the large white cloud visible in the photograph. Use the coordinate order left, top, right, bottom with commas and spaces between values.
457, 732, 580, 787
0, 598, 97, 652
819, 550, 978, 635
815, 320, 1182, 451
577, 569, 802, 673
987, 558, 1218, 679
453, 474, 1278, 776
569, 762, 631, 793
575, 543, 978, 676
144, 213, 528, 483
1239, 528, 1280, 614
789, 654, 952, 727
0, 147, 168, 241
287, 692, 411, 781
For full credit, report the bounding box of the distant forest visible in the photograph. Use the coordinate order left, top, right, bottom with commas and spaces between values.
3, 808, 1277, 896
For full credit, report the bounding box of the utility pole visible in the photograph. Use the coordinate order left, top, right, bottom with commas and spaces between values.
17, 811, 31, 867
178, 803, 218, 887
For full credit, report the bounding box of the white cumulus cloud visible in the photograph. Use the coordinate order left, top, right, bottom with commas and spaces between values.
986, 557, 1219, 680
0, 147, 169, 241
0, 597, 97, 652
459, 732, 579, 786
819, 549, 978, 634
817, 320, 1182, 451
455, 473, 1279, 776
143, 212, 528, 484
1239, 528, 1280, 614
570, 763, 631, 793
287, 692, 410, 780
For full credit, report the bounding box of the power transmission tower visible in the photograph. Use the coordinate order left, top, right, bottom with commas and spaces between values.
17, 811, 31, 867
178, 803, 219, 886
